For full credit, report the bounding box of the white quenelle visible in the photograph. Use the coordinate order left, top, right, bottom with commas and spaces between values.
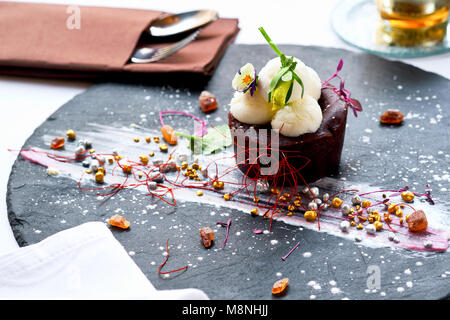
300, 66, 322, 101
229, 89, 274, 125
270, 95, 323, 137
257, 57, 321, 103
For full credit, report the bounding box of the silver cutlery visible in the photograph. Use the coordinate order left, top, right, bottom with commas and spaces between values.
130, 29, 200, 63
149, 10, 217, 38
130, 9, 217, 63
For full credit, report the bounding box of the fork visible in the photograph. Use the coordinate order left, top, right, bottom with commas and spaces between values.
130, 29, 201, 63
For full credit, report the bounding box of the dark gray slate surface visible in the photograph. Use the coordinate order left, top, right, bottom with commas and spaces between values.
7, 44, 450, 299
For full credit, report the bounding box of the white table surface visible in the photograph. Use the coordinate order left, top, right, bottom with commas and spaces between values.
1, 0, 449, 254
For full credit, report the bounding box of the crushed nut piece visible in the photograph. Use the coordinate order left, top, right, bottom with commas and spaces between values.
380, 109, 404, 125
50, 137, 65, 150
407, 210, 428, 232
108, 214, 130, 229
272, 278, 289, 295
200, 227, 215, 248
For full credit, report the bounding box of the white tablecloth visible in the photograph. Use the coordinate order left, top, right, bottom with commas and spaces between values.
0, 0, 449, 299
0, 221, 209, 299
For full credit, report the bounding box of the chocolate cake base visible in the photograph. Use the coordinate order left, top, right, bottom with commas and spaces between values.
228, 87, 349, 185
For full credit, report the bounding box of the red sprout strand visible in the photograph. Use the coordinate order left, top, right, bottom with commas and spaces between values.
158, 238, 188, 275
216, 219, 232, 248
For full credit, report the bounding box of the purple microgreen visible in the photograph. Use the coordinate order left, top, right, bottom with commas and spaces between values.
159, 111, 207, 137
322, 59, 362, 117
281, 241, 301, 261
336, 58, 344, 72
389, 186, 409, 197
217, 219, 232, 248
414, 184, 435, 205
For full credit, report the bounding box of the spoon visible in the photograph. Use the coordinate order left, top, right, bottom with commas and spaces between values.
131, 30, 200, 63
149, 10, 218, 38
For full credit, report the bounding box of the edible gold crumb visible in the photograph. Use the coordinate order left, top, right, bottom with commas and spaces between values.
65, 129, 76, 140
362, 200, 371, 208
159, 144, 168, 152
304, 211, 317, 222
331, 198, 343, 208
139, 155, 149, 165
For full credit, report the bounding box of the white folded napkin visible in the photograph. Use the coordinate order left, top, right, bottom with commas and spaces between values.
0, 221, 208, 300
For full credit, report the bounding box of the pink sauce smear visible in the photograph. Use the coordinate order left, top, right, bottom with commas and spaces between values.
20, 148, 449, 252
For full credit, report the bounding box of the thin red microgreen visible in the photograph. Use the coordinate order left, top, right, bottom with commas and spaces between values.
158, 238, 189, 275
159, 111, 207, 137
216, 219, 232, 248
281, 241, 300, 261
358, 185, 434, 205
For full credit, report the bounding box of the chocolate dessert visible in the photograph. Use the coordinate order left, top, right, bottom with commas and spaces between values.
229, 87, 348, 184
227, 27, 360, 185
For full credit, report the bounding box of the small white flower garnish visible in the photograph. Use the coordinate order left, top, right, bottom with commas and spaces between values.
232, 63, 256, 94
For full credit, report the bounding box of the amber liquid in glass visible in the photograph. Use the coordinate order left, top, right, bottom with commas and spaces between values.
376, 0, 450, 46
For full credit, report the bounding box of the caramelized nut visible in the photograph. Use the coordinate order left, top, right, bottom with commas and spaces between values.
380, 109, 404, 125
200, 227, 215, 248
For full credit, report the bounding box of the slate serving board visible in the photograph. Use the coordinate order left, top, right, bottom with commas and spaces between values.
7, 44, 450, 300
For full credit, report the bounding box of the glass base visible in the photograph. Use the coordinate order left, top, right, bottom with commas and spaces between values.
331, 0, 450, 58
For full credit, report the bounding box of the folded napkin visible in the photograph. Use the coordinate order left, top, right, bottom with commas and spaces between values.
0, 2, 239, 78
0, 222, 209, 299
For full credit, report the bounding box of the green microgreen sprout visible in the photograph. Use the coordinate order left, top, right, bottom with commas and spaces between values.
258, 27, 304, 111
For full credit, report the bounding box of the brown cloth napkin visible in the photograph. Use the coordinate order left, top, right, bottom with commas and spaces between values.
0, 2, 239, 78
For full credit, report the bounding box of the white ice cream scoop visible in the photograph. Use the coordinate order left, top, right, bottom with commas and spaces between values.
271, 95, 323, 137
229, 89, 274, 125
